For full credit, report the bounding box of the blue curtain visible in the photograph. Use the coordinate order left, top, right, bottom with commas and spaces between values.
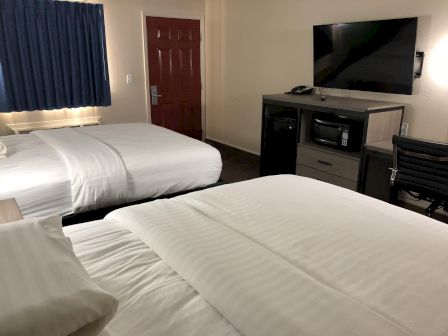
0, 0, 111, 112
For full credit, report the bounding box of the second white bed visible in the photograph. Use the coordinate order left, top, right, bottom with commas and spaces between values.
0, 123, 222, 217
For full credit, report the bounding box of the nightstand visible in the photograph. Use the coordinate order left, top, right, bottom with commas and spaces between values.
0, 199, 23, 224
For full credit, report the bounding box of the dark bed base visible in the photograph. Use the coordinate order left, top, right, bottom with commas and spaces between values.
62, 182, 225, 226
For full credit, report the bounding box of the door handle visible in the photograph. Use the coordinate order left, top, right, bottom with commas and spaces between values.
150, 85, 162, 105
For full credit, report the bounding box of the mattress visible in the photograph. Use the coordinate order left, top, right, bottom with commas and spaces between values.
106, 175, 448, 336
0, 123, 222, 217
64, 220, 240, 336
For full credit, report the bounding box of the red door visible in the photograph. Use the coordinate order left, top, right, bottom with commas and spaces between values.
146, 17, 202, 140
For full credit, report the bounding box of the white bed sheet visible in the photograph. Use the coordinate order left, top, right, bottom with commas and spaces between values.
107, 175, 448, 336
0, 134, 72, 217
64, 220, 240, 336
0, 123, 222, 217
33, 128, 130, 213
76, 123, 221, 203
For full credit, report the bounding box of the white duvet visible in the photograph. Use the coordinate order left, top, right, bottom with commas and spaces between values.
0, 123, 222, 217
105, 175, 448, 336
64, 220, 240, 336
33, 128, 129, 212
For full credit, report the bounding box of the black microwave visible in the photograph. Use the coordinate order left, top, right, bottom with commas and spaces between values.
311, 113, 363, 152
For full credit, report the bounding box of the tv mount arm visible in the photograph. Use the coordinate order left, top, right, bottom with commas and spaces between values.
415, 51, 425, 79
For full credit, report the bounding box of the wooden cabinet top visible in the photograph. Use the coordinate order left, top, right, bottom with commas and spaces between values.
263, 94, 405, 114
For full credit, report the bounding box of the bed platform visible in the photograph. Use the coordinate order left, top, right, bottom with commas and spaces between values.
61, 181, 224, 226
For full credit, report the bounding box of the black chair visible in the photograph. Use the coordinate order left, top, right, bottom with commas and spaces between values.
389, 135, 448, 217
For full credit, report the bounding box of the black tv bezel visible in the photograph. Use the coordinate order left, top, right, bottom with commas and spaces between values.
313, 17, 418, 95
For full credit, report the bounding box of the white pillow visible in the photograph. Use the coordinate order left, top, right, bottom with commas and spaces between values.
0, 216, 118, 336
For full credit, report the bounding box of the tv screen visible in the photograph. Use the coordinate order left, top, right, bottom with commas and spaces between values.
313, 18, 418, 95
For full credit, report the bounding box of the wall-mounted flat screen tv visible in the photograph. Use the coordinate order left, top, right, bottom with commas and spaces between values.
313, 17, 418, 95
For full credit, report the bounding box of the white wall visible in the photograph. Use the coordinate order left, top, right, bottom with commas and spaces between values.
0, 0, 205, 135
99, 0, 205, 125
205, 0, 448, 154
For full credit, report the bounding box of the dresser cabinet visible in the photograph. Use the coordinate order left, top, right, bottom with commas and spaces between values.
260, 94, 405, 191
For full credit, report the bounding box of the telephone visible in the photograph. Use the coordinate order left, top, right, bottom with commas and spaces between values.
286, 86, 314, 95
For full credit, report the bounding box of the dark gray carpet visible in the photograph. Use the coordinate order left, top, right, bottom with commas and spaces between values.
206, 139, 260, 184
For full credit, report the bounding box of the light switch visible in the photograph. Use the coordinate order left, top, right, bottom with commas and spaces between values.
126, 74, 133, 84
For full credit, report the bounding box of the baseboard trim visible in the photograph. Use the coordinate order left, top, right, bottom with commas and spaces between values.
206, 136, 260, 156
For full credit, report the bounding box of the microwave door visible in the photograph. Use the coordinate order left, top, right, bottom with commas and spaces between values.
316, 138, 338, 146
314, 119, 340, 147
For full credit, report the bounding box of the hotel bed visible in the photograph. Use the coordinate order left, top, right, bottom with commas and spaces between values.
56, 175, 448, 336
0, 123, 222, 218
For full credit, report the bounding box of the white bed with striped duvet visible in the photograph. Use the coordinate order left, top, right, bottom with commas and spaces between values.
68, 175, 448, 336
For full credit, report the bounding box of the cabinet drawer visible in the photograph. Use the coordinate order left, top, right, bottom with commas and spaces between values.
297, 145, 360, 181
296, 164, 357, 191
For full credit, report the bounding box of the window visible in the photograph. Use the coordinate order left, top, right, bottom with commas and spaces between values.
0, 0, 111, 112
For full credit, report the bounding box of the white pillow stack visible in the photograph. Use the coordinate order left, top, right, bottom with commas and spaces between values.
0, 216, 118, 336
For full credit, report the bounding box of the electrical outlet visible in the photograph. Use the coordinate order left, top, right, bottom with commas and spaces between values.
126, 74, 133, 85
400, 122, 409, 136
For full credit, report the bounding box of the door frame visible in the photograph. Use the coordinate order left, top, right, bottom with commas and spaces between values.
141, 12, 206, 140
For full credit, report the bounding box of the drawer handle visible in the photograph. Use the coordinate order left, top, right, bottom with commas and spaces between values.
317, 160, 333, 167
